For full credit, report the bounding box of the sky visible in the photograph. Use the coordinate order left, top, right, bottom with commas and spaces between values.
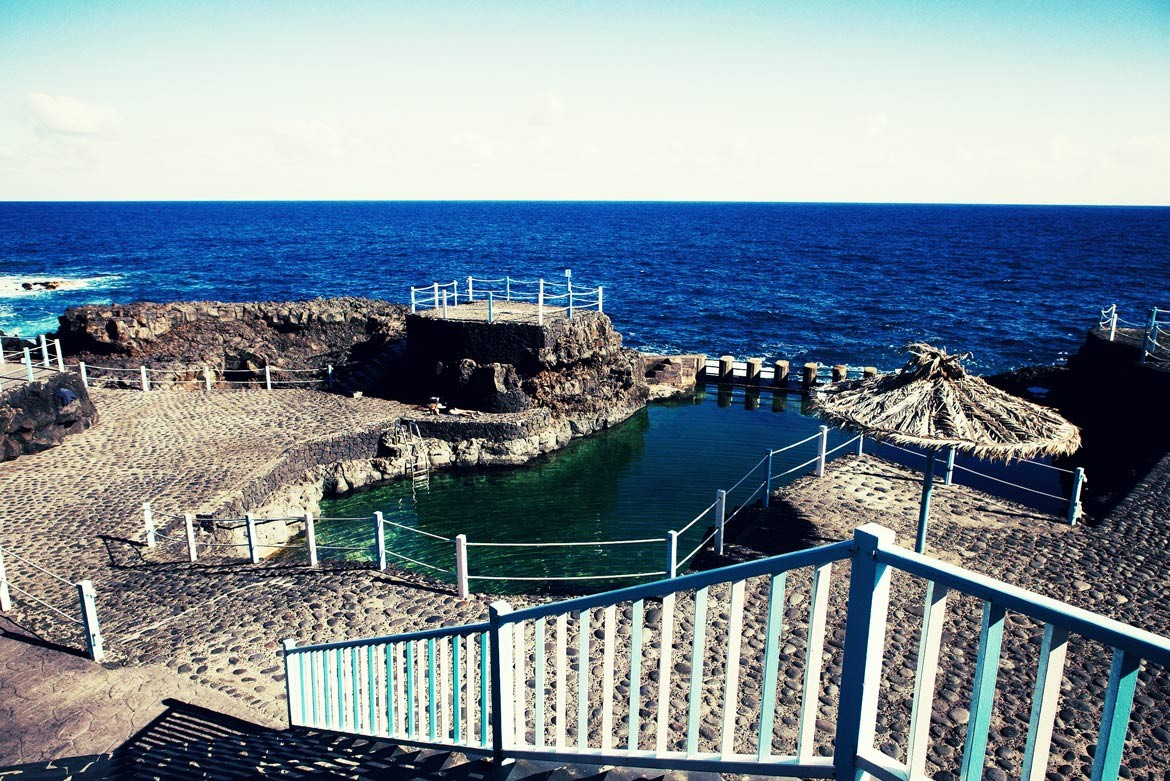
0, 0, 1168, 204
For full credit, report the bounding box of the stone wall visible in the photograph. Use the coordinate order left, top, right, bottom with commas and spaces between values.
55, 298, 406, 389
1, 373, 97, 461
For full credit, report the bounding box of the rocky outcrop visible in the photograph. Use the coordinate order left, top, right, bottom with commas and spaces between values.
404, 309, 649, 424
55, 298, 407, 389
1, 373, 97, 461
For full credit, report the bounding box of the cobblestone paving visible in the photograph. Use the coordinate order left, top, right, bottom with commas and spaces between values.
2, 388, 1169, 777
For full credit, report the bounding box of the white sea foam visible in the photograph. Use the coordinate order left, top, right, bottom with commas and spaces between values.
0, 274, 123, 297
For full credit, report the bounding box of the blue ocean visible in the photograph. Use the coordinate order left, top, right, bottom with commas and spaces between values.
2, 201, 1168, 374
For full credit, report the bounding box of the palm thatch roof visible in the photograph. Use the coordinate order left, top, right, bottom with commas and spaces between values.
811, 343, 1080, 461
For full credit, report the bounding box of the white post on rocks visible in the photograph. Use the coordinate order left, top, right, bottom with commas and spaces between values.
144, 502, 156, 548
79, 362, 89, 388
54, 339, 64, 371
0, 547, 12, 611
665, 530, 679, 578
714, 489, 727, 556
374, 512, 387, 571
39, 334, 50, 367
78, 579, 104, 662
467, 276, 474, 302
264, 365, 272, 391
203, 366, 212, 391
764, 449, 774, 508
184, 513, 198, 562
411, 287, 418, 313
305, 512, 318, 566
246, 513, 259, 564
537, 279, 545, 326
1067, 467, 1086, 526
857, 434, 865, 457
1108, 308, 1118, 342
565, 268, 573, 319
488, 292, 495, 323
432, 282, 439, 310
140, 365, 149, 392
455, 534, 469, 598
815, 425, 829, 477
23, 348, 34, 382
597, 286, 604, 314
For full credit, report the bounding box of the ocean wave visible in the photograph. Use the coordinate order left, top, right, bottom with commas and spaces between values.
0, 274, 124, 298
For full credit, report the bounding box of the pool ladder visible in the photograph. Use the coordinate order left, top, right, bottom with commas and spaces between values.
398, 421, 430, 491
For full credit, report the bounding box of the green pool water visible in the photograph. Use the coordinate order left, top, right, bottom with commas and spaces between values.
317, 387, 854, 593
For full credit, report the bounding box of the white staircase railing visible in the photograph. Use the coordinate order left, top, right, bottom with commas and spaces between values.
282, 523, 1170, 778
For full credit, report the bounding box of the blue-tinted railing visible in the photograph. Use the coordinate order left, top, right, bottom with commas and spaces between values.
282, 523, 1170, 778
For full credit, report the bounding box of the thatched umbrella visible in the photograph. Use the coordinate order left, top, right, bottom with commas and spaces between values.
810, 343, 1080, 552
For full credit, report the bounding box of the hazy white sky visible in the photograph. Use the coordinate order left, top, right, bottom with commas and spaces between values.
1, 0, 1168, 204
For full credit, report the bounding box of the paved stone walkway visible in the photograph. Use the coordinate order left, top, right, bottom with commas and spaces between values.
2, 387, 1169, 777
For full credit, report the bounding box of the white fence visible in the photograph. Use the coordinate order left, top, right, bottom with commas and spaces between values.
1098, 304, 1168, 366
142, 425, 1086, 593
0, 543, 103, 661
410, 271, 604, 325
282, 522, 1170, 779
75, 361, 336, 392
0, 334, 66, 391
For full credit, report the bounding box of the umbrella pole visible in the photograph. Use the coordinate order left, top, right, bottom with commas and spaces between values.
916, 448, 938, 553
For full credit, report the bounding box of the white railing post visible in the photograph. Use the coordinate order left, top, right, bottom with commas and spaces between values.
763, 449, 773, 508
505, 276, 512, 301
488, 601, 515, 769
140, 365, 149, 392
1141, 307, 1157, 364
833, 523, 896, 781
203, 366, 212, 391
264, 365, 272, 391
856, 433, 865, 456
0, 547, 11, 611
77, 579, 104, 662
1109, 307, 1117, 342
327, 364, 334, 391
1067, 467, 1086, 526
246, 513, 259, 564
714, 489, 727, 555
54, 339, 64, 371
537, 279, 544, 326
665, 530, 678, 578
442, 290, 449, 319
452, 279, 459, 303
815, 425, 829, 477
305, 512, 318, 566
374, 511, 387, 571
455, 534, 469, 598
144, 502, 156, 547
597, 285, 604, 314
566, 278, 574, 320
23, 348, 34, 382
39, 334, 50, 367
79, 361, 89, 388
487, 291, 494, 323
467, 276, 474, 302
184, 513, 198, 562
432, 282, 439, 309
411, 287, 418, 313
944, 446, 957, 486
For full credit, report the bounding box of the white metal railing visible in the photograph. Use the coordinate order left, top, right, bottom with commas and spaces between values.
0, 543, 103, 661
73, 361, 337, 392
1096, 304, 1168, 366
873, 439, 1087, 524
410, 271, 604, 324
0, 334, 67, 392
283, 523, 1170, 779
141, 427, 851, 594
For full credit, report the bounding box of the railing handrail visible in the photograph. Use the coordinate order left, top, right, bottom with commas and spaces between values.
880, 545, 1170, 664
